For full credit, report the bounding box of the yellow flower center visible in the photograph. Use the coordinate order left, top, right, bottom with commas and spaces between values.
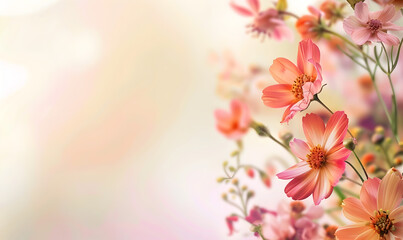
306, 145, 326, 169
292, 74, 315, 100
370, 210, 395, 239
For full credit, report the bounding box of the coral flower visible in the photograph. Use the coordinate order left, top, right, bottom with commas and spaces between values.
320, 0, 346, 24
214, 99, 251, 140
277, 111, 351, 205
225, 215, 238, 236
230, 0, 293, 41
335, 168, 403, 240
296, 7, 323, 40
343, 2, 403, 45
262, 39, 323, 123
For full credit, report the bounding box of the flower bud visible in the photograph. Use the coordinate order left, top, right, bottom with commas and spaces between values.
343, 138, 356, 151
394, 157, 402, 166
375, 125, 385, 134
247, 190, 255, 199
222, 193, 228, 200
371, 133, 385, 145
217, 177, 225, 183
229, 188, 236, 194
241, 185, 248, 191
232, 178, 239, 185
362, 153, 375, 166
279, 129, 293, 145
350, 127, 363, 139
251, 122, 270, 137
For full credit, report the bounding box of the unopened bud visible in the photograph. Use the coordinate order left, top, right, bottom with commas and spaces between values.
350, 127, 363, 139
251, 121, 270, 137
394, 157, 402, 166
247, 190, 255, 199
241, 185, 248, 191
375, 125, 385, 134
222, 193, 228, 200
223, 161, 228, 167
229, 188, 236, 194
362, 153, 375, 166
343, 138, 356, 151
232, 178, 239, 185
229, 166, 236, 172
279, 129, 293, 145
217, 177, 225, 183
371, 133, 384, 145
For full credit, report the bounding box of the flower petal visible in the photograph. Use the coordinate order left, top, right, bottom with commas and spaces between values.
360, 178, 381, 214
284, 170, 318, 201
302, 113, 325, 147
376, 4, 397, 23
391, 208, 403, 238
297, 39, 320, 76
378, 168, 403, 211
354, 2, 369, 23
351, 27, 371, 45
247, 0, 259, 14
326, 144, 351, 163
280, 105, 297, 123
377, 31, 400, 46
322, 156, 346, 186
335, 223, 371, 240
355, 228, 378, 240
230, 1, 253, 16
322, 111, 348, 152
261, 84, 296, 108
269, 58, 300, 84
312, 170, 333, 205
343, 16, 363, 35
342, 197, 372, 222
289, 138, 310, 160
277, 160, 311, 180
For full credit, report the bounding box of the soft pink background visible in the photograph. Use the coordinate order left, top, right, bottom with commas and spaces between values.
0, 0, 322, 239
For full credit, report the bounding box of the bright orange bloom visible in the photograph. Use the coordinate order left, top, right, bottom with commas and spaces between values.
335, 168, 403, 240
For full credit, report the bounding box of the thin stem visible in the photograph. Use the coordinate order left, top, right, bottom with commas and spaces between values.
224, 199, 244, 213
380, 144, 393, 167
235, 185, 248, 217
268, 134, 298, 163
314, 95, 354, 138
352, 150, 368, 180
278, 10, 299, 19
338, 186, 360, 198
345, 161, 364, 183
325, 29, 376, 63
387, 73, 400, 143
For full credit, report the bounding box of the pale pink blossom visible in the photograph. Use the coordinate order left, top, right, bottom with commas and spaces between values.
335, 168, 403, 240
262, 39, 323, 123
343, 2, 403, 45
214, 99, 251, 140
277, 112, 351, 205
230, 0, 293, 41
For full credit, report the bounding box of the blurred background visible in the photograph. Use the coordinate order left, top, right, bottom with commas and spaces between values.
0, 0, 351, 239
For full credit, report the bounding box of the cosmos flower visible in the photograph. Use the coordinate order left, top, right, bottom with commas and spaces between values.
214, 99, 251, 140
296, 6, 323, 40
262, 39, 323, 123
277, 111, 351, 205
343, 2, 403, 45
335, 168, 403, 240
225, 215, 239, 236
230, 0, 293, 41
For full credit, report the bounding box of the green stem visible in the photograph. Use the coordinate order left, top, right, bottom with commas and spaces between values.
380, 144, 393, 167
345, 161, 365, 183
352, 150, 368, 180
325, 29, 376, 63
386, 73, 400, 143
341, 175, 363, 186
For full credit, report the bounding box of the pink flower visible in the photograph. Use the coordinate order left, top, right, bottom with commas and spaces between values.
277, 111, 351, 205
230, 0, 293, 41
335, 168, 403, 240
262, 39, 323, 123
245, 206, 276, 225
214, 99, 251, 140
343, 2, 403, 45
225, 215, 239, 236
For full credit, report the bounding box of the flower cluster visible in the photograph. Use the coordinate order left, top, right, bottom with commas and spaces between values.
213, 0, 403, 239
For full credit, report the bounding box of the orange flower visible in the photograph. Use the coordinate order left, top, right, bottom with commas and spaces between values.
296, 7, 323, 40
320, 0, 346, 24
335, 168, 403, 239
